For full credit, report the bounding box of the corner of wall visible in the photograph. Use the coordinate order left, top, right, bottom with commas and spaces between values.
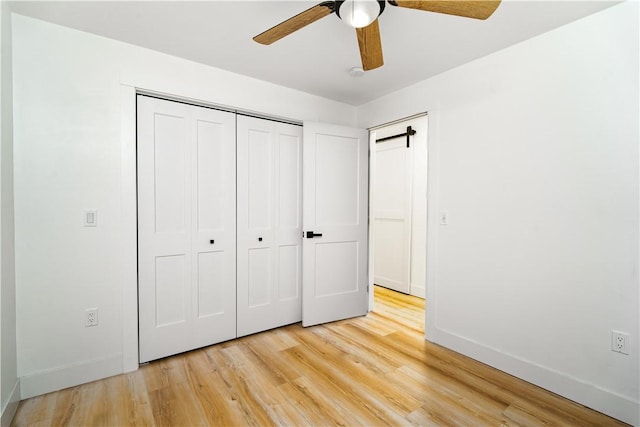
0, 379, 19, 427
0, 1, 19, 425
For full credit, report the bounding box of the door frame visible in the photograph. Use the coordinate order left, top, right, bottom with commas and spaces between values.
121, 85, 138, 372
367, 114, 430, 309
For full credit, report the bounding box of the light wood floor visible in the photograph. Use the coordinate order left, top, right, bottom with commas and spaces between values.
12, 286, 626, 426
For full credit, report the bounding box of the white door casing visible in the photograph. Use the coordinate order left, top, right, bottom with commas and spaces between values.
302, 121, 369, 327
237, 116, 303, 337
372, 126, 413, 294
137, 96, 236, 363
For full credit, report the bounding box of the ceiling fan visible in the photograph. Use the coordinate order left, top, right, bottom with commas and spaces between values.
253, 0, 501, 71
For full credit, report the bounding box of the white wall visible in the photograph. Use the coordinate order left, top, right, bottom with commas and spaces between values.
12, 13, 357, 399
359, 2, 639, 424
0, 1, 18, 425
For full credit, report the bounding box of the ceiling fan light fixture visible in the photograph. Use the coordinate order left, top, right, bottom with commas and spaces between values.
336, 0, 385, 28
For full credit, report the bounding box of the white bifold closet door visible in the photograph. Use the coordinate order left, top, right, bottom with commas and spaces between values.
237, 116, 303, 337
137, 95, 236, 363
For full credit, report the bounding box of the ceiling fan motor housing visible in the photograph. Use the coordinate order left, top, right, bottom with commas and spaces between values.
335, 0, 386, 28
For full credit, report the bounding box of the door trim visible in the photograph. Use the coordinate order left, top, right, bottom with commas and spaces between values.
121, 85, 139, 372
137, 90, 303, 127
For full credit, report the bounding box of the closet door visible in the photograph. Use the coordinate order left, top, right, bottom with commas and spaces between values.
138, 96, 236, 363
237, 116, 302, 337
301, 121, 369, 327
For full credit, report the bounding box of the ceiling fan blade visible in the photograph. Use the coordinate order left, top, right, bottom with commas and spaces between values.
253, 1, 335, 45
356, 19, 384, 71
388, 0, 501, 20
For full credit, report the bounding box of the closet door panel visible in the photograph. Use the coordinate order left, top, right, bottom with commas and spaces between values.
196, 251, 225, 317
154, 114, 188, 234
237, 117, 273, 336
278, 245, 300, 300
195, 120, 225, 231
278, 133, 301, 229
248, 248, 272, 307
139, 96, 235, 363
237, 116, 302, 337
138, 97, 192, 362
275, 126, 302, 325
190, 106, 236, 348
247, 129, 272, 229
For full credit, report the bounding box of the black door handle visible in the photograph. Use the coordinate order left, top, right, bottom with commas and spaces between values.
306, 231, 323, 238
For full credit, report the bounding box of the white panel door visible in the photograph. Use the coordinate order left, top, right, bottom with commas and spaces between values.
302, 122, 369, 327
138, 95, 236, 363
372, 129, 413, 294
237, 116, 302, 337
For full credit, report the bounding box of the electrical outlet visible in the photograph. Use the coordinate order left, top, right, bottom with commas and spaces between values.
85, 308, 98, 327
611, 331, 629, 355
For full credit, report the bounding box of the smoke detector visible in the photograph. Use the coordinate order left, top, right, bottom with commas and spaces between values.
348, 66, 365, 77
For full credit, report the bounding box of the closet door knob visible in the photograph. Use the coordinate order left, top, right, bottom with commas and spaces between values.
209, 239, 215, 244
258, 237, 263, 242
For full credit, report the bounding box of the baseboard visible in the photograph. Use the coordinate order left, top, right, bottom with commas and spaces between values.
1, 379, 20, 427
410, 283, 425, 299
433, 328, 639, 426
20, 353, 123, 400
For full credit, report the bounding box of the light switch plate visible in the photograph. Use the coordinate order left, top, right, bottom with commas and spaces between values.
440, 211, 449, 225
83, 209, 97, 227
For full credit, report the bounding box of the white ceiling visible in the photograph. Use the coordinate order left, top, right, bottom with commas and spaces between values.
9, 0, 619, 105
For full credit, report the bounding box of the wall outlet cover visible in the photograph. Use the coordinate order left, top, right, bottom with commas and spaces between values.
85, 308, 98, 327
611, 330, 629, 355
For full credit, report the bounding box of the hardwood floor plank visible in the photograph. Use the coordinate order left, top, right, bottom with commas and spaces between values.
294, 326, 423, 415
48, 387, 79, 426
243, 333, 303, 384
310, 324, 399, 375
217, 345, 291, 426
281, 342, 393, 425
274, 381, 332, 426
183, 351, 246, 426
406, 405, 447, 427
11, 286, 628, 427
121, 369, 156, 426
9, 393, 54, 427
392, 365, 511, 425
146, 356, 209, 426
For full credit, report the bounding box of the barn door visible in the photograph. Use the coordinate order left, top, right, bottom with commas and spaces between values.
301, 122, 369, 327
372, 127, 413, 294
137, 95, 236, 363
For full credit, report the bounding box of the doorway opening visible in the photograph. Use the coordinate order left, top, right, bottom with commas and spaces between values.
368, 114, 428, 328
